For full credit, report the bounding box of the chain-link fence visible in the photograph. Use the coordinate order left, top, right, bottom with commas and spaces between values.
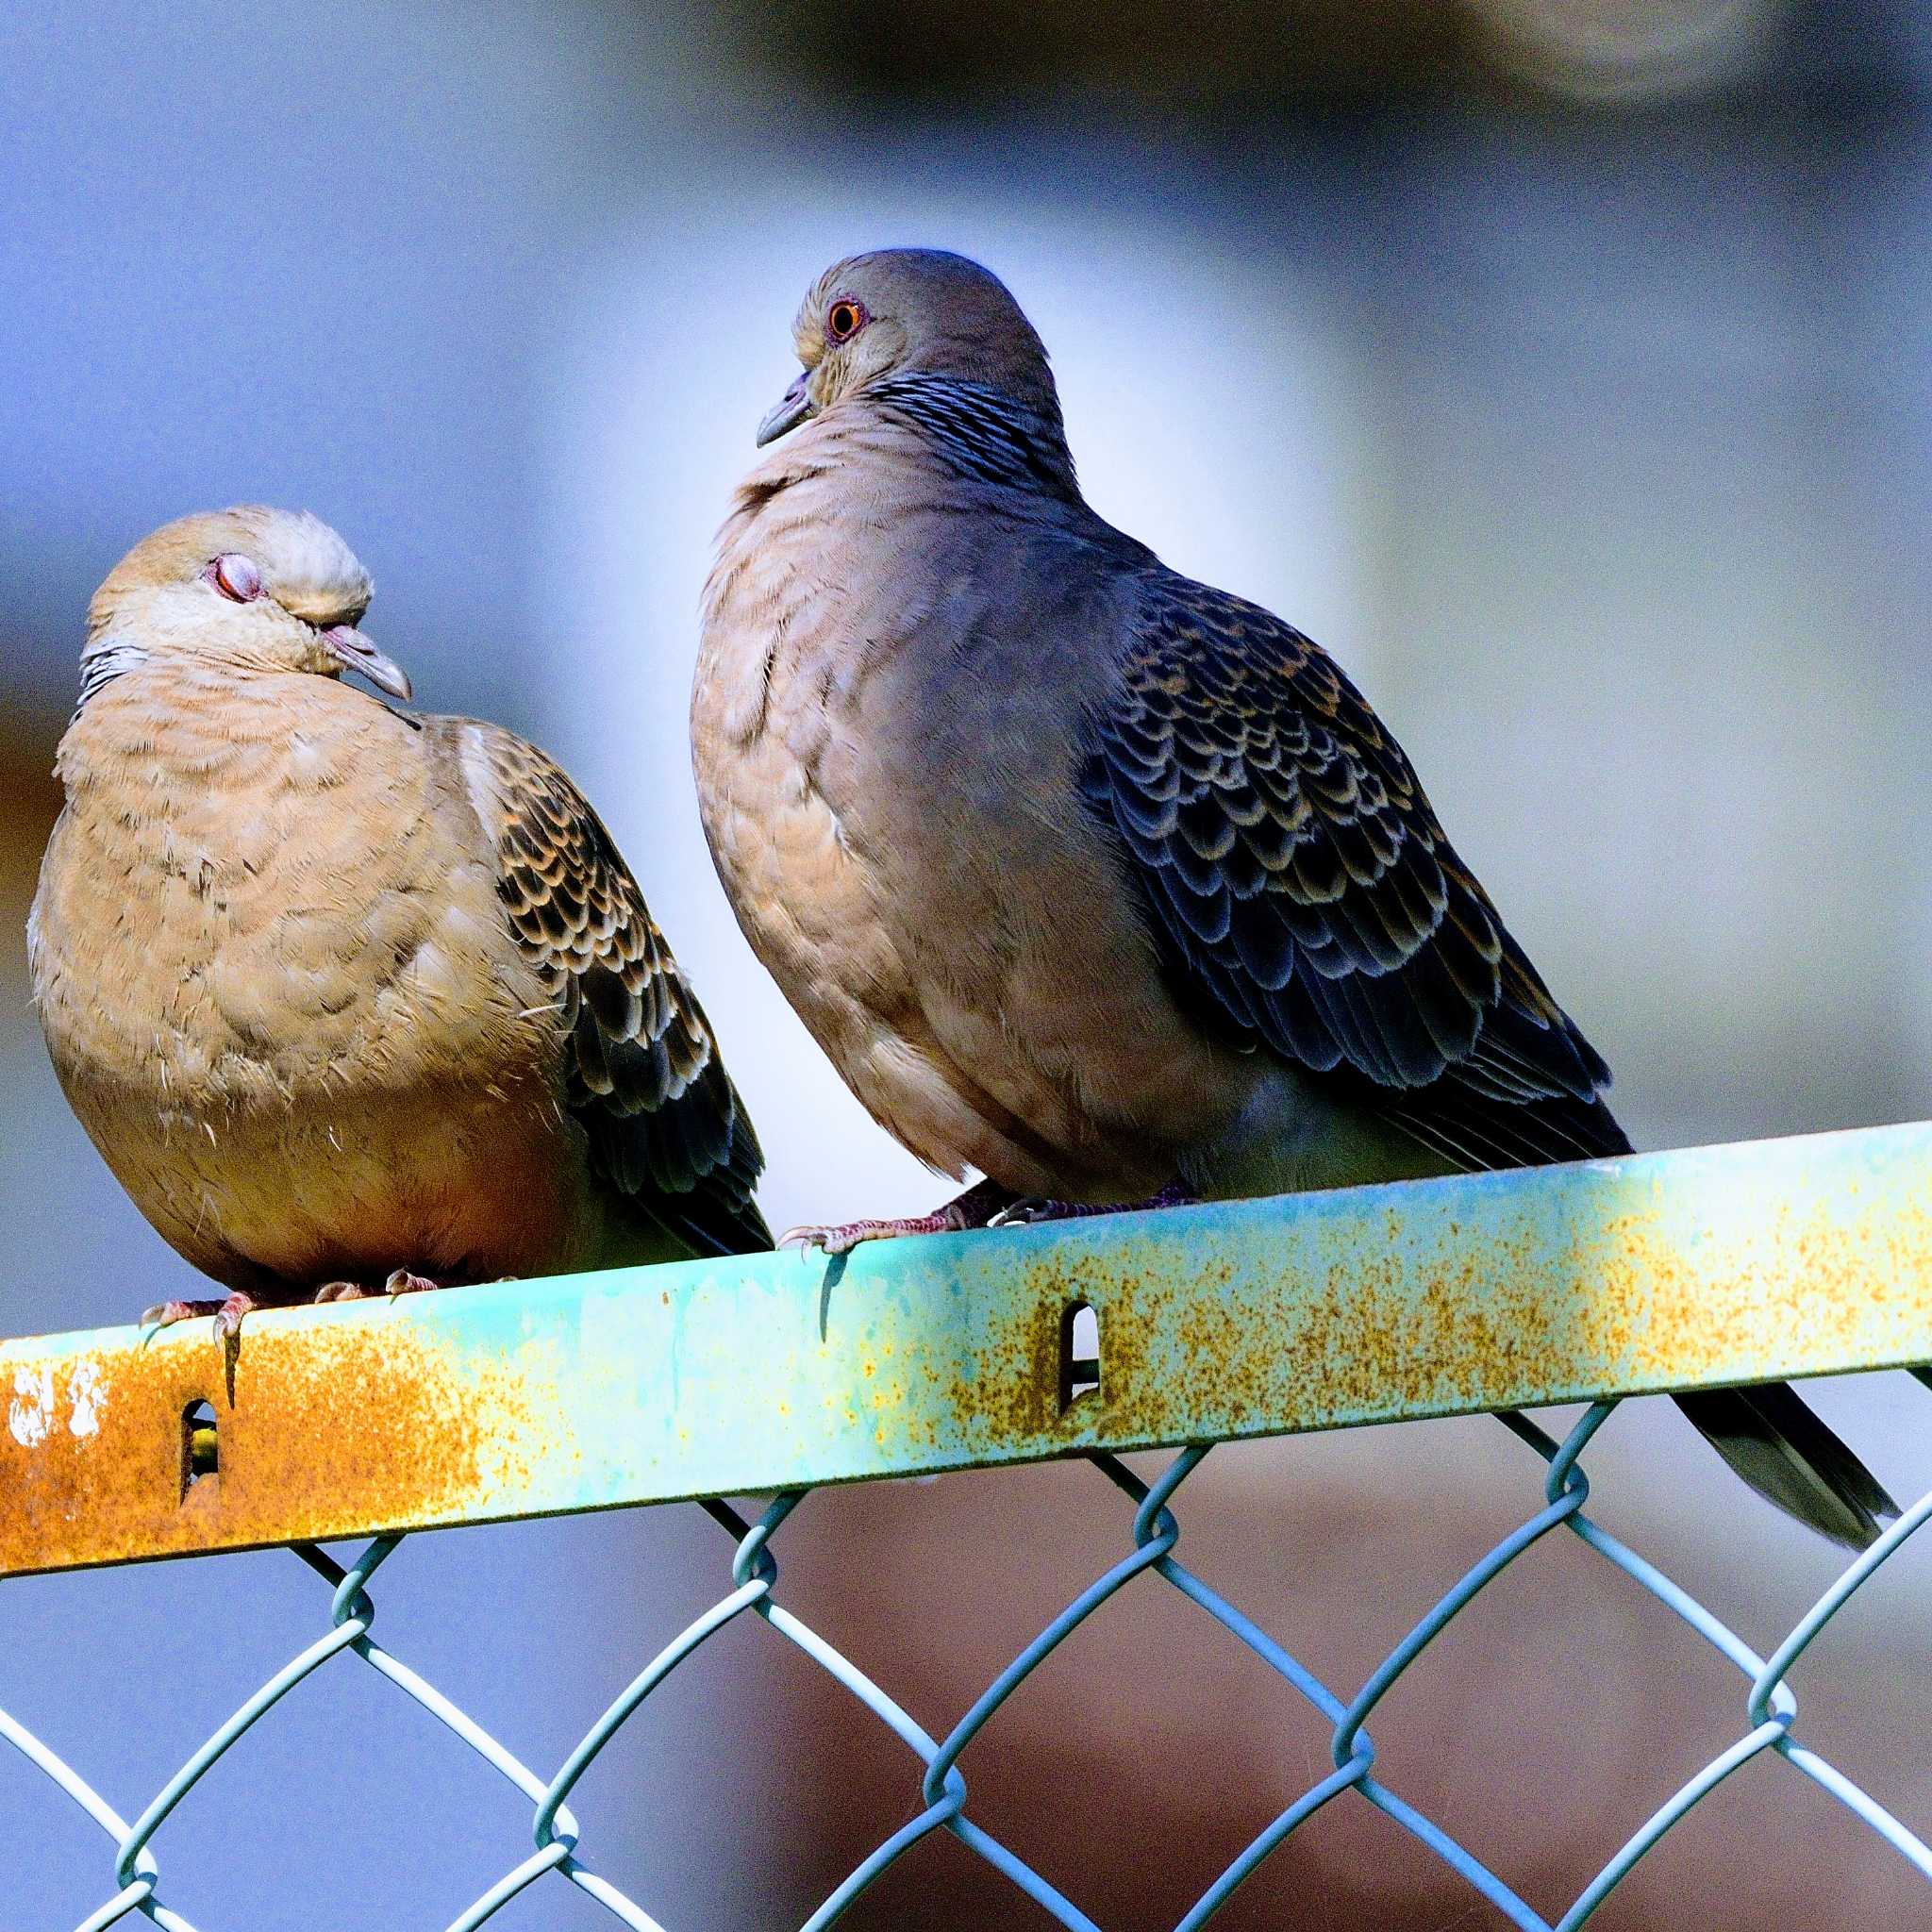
8, 1128, 1932, 1925
6, 1389, 1930, 1932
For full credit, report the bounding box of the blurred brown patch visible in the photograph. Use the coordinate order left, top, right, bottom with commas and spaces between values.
0, 713, 62, 990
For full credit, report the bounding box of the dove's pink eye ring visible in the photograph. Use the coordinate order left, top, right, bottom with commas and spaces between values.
206, 554, 263, 603
825, 297, 868, 343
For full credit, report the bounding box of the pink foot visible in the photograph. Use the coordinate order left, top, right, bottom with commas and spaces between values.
314, 1271, 444, 1303
312, 1280, 377, 1304
140, 1296, 230, 1330
138, 1291, 265, 1404
781, 1178, 1017, 1257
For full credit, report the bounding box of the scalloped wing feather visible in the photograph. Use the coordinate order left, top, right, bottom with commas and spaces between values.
480, 726, 770, 1256
1085, 575, 1628, 1166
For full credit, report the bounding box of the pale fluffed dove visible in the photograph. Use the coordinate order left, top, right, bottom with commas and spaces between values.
33, 508, 767, 1386
692, 248, 1895, 1549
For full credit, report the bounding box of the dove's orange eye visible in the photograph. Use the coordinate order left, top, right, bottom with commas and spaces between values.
208, 554, 263, 603
825, 298, 868, 343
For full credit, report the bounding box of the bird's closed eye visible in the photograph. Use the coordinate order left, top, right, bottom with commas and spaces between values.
208, 554, 263, 603
825, 298, 868, 343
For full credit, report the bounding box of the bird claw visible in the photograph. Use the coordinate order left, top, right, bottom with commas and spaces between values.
209, 1291, 260, 1405
779, 1208, 974, 1257
132, 1291, 258, 1399
312, 1279, 376, 1304
991, 1198, 1077, 1225
781, 1219, 891, 1257
992, 1181, 1197, 1226
313, 1271, 441, 1304
138, 1298, 226, 1351
134, 1271, 441, 1394
778, 1178, 1020, 1257
139, 1296, 225, 1330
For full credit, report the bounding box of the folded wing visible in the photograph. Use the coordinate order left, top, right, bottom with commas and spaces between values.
479, 724, 770, 1257
1083, 574, 1627, 1172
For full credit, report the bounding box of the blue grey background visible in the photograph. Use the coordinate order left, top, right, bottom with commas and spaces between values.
4, 3, 1931, 1926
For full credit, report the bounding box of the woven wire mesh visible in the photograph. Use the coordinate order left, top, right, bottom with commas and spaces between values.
4, 1396, 1930, 1932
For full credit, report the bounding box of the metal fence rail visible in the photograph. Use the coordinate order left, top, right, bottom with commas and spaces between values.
5, 1122, 1932, 1929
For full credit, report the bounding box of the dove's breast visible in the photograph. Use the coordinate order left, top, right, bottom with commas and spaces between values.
29, 667, 602, 1290
693, 436, 1272, 1200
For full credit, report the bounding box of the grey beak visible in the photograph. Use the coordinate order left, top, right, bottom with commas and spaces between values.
324, 625, 412, 701
756, 371, 814, 447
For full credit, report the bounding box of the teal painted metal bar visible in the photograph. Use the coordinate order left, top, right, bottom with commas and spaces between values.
5, 1120, 1932, 1575
6, 1124, 1932, 1932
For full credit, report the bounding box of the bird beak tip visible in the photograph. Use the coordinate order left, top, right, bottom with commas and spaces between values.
325, 625, 413, 702
756, 374, 814, 447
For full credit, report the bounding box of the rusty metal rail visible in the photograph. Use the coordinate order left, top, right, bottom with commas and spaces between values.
6, 1120, 1932, 1575
4, 1123, 1931, 1931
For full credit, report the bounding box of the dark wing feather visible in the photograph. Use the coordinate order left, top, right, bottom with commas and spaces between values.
1084, 575, 1627, 1165
1083, 576, 1896, 1550
479, 726, 770, 1257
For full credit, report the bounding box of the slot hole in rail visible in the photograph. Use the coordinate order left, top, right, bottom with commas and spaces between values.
1059, 1301, 1101, 1412
181, 1399, 218, 1494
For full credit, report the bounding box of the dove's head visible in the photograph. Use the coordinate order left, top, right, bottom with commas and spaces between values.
82, 508, 410, 703
756, 248, 1062, 446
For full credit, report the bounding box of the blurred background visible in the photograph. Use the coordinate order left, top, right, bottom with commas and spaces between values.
4, 0, 1930, 1925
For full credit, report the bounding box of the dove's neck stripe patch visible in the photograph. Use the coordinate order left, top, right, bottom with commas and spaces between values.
864, 375, 1077, 499
74, 642, 152, 713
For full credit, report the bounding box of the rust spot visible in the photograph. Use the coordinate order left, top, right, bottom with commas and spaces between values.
922, 1148, 1932, 1475
0, 1309, 547, 1576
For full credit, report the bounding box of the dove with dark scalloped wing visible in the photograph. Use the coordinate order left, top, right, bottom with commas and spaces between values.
692, 247, 1895, 1549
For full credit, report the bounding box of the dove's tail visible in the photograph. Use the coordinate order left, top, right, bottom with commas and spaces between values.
1674, 1382, 1899, 1551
